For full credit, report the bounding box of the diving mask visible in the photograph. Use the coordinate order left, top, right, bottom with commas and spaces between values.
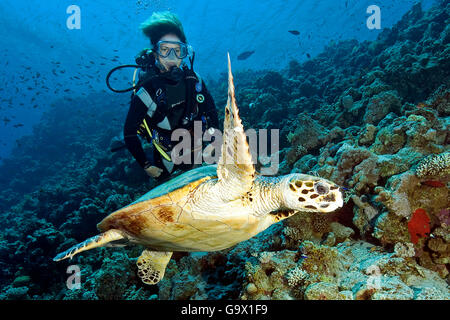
155, 40, 192, 60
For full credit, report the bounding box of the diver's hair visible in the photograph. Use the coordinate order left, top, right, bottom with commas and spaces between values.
140, 11, 187, 46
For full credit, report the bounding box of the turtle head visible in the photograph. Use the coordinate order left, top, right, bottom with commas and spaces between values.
281, 174, 344, 213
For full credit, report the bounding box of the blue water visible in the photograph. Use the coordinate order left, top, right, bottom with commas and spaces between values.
0, 0, 436, 160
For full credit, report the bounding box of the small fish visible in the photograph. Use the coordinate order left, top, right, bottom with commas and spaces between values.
422, 180, 445, 187
306, 53, 311, 58
237, 50, 255, 60
13, 123, 24, 128
288, 30, 300, 35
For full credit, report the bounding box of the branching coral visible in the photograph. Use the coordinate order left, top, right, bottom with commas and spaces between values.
286, 266, 308, 287
415, 152, 450, 179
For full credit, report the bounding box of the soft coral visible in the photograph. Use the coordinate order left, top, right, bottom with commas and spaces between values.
408, 208, 431, 244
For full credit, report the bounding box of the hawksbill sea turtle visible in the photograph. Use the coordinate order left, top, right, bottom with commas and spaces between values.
54, 54, 344, 285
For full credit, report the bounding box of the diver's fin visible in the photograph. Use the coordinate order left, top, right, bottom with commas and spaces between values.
216, 53, 256, 201
136, 250, 173, 285
53, 229, 125, 261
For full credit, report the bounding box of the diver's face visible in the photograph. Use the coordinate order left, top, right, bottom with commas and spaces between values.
155, 34, 183, 72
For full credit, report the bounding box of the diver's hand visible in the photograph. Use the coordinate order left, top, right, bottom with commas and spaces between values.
144, 165, 163, 178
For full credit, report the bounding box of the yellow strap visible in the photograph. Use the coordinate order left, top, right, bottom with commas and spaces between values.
143, 119, 172, 162
142, 118, 152, 137
154, 142, 172, 162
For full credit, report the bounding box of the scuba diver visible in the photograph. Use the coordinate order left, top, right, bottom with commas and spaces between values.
115, 12, 219, 179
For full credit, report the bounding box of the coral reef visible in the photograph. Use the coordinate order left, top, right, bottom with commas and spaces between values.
0, 1, 449, 300
242, 241, 449, 300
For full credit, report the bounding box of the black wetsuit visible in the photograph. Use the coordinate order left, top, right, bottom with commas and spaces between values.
123, 68, 219, 177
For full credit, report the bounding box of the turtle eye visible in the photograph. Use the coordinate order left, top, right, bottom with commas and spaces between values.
314, 182, 329, 195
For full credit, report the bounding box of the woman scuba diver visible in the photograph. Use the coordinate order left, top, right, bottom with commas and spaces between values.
117, 11, 219, 179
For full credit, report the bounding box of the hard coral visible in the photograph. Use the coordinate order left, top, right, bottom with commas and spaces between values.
304, 282, 346, 300
286, 266, 307, 288
363, 90, 402, 125
415, 152, 450, 180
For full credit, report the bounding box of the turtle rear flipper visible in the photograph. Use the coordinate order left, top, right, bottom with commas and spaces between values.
137, 250, 173, 285
53, 229, 125, 261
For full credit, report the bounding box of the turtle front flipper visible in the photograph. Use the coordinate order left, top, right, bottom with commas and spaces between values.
137, 250, 173, 285
216, 53, 256, 201
53, 229, 125, 261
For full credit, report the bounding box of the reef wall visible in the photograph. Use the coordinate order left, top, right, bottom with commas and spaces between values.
0, 1, 448, 299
